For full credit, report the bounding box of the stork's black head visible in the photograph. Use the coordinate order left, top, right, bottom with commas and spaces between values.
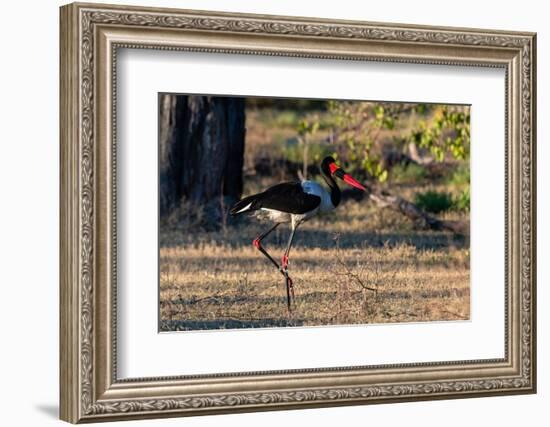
320, 156, 367, 191
321, 156, 336, 172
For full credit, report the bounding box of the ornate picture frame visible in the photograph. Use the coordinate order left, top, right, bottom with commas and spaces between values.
60, 2, 536, 423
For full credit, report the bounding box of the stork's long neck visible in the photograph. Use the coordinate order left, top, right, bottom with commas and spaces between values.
321, 165, 341, 208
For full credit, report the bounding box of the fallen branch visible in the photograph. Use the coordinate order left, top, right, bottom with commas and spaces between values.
369, 189, 468, 235
341, 184, 468, 235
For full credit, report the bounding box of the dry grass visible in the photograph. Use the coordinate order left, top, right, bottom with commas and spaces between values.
159, 199, 470, 331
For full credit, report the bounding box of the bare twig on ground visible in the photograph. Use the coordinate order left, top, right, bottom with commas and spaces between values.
332, 234, 378, 295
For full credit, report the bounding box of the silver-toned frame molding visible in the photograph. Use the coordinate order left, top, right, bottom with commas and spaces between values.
60, 2, 536, 423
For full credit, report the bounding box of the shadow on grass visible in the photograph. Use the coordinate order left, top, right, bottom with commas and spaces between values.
166, 287, 469, 309
167, 291, 335, 307
161, 228, 468, 251
160, 317, 304, 331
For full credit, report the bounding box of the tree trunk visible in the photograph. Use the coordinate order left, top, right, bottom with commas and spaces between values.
159, 94, 246, 220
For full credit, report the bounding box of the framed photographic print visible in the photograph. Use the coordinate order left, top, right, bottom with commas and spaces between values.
59, 2, 537, 423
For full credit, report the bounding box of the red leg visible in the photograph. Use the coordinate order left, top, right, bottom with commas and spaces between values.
253, 223, 284, 273
253, 223, 297, 312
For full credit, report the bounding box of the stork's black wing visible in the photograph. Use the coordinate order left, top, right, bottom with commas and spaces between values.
230, 182, 321, 216
260, 182, 321, 214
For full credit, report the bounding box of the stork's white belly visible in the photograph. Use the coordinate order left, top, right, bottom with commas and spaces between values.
255, 207, 319, 227
256, 208, 292, 223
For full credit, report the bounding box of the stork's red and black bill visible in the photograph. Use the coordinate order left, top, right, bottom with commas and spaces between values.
329, 162, 367, 192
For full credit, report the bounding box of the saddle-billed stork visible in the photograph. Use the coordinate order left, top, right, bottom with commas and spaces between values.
230, 156, 367, 311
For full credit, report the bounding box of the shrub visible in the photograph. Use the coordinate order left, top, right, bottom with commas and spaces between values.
414, 191, 453, 214
415, 189, 470, 214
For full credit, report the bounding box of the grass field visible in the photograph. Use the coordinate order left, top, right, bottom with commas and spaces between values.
159, 198, 470, 331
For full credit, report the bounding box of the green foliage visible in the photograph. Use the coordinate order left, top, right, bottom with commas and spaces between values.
414, 191, 454, 214
391, 163, 427, 184
275, 100, 471, 199
444, 163, 470, 212
453, 187, 470, 212
414, 188, 470, 214
297, 117, 320, 136
373, 105, 395, 130
319, 101, 470, 184
446, 163, 470, 187
325, 101, 397, 182
409, 107, 470, 161
413, 104, 428, 115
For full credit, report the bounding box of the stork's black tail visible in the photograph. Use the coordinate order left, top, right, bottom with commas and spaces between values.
230, 194, 261, 216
